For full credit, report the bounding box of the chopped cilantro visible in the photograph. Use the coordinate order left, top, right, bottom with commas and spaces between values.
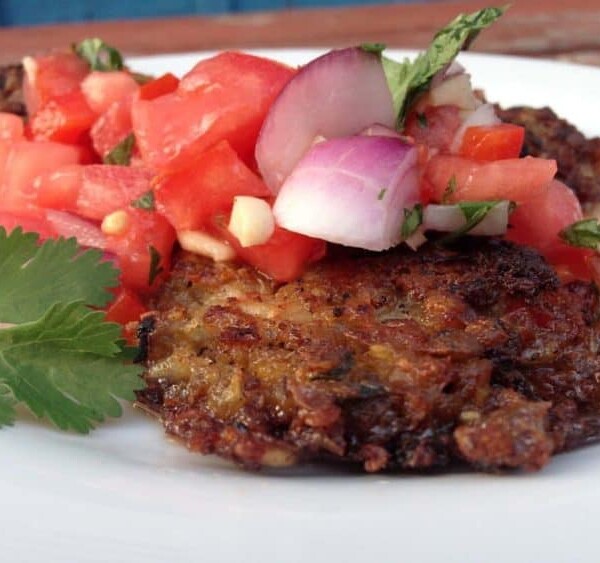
0, 228, 144, 432
442, 175, 458, 203
131, 190, 156, 211
417, 112, 428, 129
438, 200, 503, 244
560, 218, 600, 250
361, 43, 387, 56
377, 188, 387, 201
74, 38, 124, 71
104, 133, 135, 166
380, 6, 507, 127
401, 204, 423, 239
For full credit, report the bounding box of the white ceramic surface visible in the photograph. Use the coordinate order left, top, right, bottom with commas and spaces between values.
3, 50, 600, 563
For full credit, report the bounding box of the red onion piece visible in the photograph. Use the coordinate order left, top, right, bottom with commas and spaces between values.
45, 210, 107, 249
273, 136, 419, 251
256, 47, 395, 193
423, 201, 512, 236
360, 124, 402, 138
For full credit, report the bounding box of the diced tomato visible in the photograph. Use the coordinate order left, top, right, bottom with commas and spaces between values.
90, 96, 134, 159
0, 208, 57, 239
30, 90, 97, 144
138, 73, 179, 101
0, 140, 81, 210
459, 123, 525, 161
0, 112, 24, 141
154, 140, 270, 231
81, 71, 139, 115
423, 155, 557, 204
105, 288, 147, 325
132, 52, 295, 169
22, 51, 89, 116
37, 164, 155, 220
404, 105, 461, 153
506, 179, 591, 280
218, 222, 326, 282
104, 208, 176, 293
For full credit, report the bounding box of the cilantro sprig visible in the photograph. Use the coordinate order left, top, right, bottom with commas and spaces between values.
0, 229, 144, 433
364, 6, 507, 127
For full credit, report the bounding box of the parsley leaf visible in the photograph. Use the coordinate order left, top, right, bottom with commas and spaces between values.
104, 133, 135, 166
0, 229, 118, 323
381, 6, 507, 126
131, 190, 156, 211
560, 218, 600, 250
74, 38, 124, 71
0, 229, 144, 432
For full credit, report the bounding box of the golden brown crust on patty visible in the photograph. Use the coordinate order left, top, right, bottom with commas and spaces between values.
138, 240, 600, 472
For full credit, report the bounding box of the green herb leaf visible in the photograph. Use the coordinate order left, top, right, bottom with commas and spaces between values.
438, 200, 502, 244
0, 229, 144, 432
0, 385, 16, 427
361, 43, 387, 56
103, 133, 135, 166
148, 246, 164, 286
401, 204, 423, 239
382, 6, 507, 126
442, 175, 458, 203
559, 218, 600, 250
0, 229, 118, 324
417, 112, 428, 129
377, 188, 387, 201
74, 38, 124, 71
131, 190, 156, 211
0, 302, 143, 433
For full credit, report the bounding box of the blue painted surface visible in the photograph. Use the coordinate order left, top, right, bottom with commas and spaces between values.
0, 0, 420, 26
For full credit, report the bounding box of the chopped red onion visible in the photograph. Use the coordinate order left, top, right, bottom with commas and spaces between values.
273, 136, 419, 251
256, 47, 395, 193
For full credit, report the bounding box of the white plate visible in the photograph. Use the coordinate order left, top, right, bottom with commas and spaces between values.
3, 50, 600, 563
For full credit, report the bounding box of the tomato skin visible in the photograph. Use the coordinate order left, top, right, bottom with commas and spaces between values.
0, 140, 82, 210
90, 96, 134, 159
132, 52, 295, 170
37, 164, 155, 221
81, 71, 139, 115
138, 73, 179, 100
154, 140, 270, 231
405, 105, 461, 153
0, 113, 24, 141
424, 155, 557, 204
30, 90, 97, 144
23, 52, 89, 116
218, 222, 327, 282
104, 208, 176, 294
506, 179, 591, 281
459, 124, 525, 161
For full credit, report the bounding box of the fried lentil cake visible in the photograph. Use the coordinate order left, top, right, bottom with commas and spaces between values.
138, 240, 600, 472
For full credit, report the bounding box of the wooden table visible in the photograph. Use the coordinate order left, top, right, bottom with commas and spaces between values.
0, 0, 599, 66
